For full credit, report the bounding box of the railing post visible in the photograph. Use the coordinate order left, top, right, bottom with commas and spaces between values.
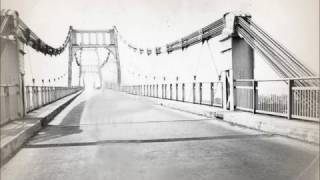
156, 84, 158, 98
41, 80, 44, 106
176, 83, 179, 101
163, 77, 166, 99
176, 76, 179, 101
163, 84, 165, 99
149, 84, 151, 97
210, 82, 214, 106
288, 79, 293, 119
199, 82, 203, 104
193, 75, 196, 104
170, 84, 172, 100
152, 84, 154, 97
161, 84, 164, 98
252, 80, 257, 114
182, 83, 185, 102
146, 85, 148, 96
164, 84, 167, 99
35, 86, 39, 108
192, 83, 196, 104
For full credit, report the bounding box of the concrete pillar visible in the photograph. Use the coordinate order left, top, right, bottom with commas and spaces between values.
221, 13, 254, 110
0, 14, 25, 124
111, 27, 121, 87
231, 36, 254, 80
230, 35, 254, 110
68, 28, 75, 87
67, 45, 73, 87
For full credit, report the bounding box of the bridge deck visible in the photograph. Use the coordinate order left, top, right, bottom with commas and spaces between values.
1, 89, 318, 180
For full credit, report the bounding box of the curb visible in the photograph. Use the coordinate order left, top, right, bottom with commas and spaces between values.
0, 91, 82, 166
147, 97, 319, 145
39, 92, 82, 126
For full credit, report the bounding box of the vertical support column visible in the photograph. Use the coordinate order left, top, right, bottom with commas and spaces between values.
68, 44, 73, 87
78, 50, 82, 87
147, 85, 149, 96
231, 34, 254, 110
193, 75, 196, 104
161, 84, 164, 98
252, 80, 257, 113
210, 82, 214, 106
222, 14, 254, 111
182, 83, 185, 102
176, 83, 179, 101
164, 84, 167, 99
170, 84, 172, 100
156, 84, 159, 98
153, 84, 155, 97
0, 11, 25, 125
143, 85, 145, 96
111, 27, 121, 87
176, 76, 179, 101
222, 70, 231, 110
287, 79, 293, 119
68, 28, 74, 87
199, 82, 203, 104
17, 40, 25, 117
79, 65, 82, 86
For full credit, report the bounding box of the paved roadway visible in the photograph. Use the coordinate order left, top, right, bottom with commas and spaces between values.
1, 89, 319, 180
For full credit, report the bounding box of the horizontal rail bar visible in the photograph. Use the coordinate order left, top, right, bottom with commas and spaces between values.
235, 77, 320, 82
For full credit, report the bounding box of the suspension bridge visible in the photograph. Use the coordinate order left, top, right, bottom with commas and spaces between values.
0, 9, 319, 180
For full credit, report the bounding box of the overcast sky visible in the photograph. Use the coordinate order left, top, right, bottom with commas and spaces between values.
2, 0, 319, 86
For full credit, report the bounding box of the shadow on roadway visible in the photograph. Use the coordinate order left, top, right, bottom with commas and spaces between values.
28, 101, 86, 144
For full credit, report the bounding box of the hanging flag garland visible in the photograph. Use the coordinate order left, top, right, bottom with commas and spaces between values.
115, 17, 224, 57
155, 47, 161, 55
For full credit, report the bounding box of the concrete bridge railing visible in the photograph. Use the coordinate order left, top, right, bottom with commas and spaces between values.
0, 84, 82, 125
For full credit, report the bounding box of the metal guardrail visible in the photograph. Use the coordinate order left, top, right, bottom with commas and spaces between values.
24, 86, 82, 112
119, 82, 223, 108
116, 77, 319, 122
234, 77, 319, 122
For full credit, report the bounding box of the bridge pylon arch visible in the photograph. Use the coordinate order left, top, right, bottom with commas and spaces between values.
68, 26, 121, 87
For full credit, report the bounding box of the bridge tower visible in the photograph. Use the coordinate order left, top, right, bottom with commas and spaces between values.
221, 13, 254, 110
0, 11, 25, 124
68, 26, 121, 87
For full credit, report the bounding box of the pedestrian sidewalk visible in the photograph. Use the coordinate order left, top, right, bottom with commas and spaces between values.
132, 94, 319, 144
0, 91, 82, 165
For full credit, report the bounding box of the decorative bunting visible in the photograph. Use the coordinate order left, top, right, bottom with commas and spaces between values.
155, 47, 161, 55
